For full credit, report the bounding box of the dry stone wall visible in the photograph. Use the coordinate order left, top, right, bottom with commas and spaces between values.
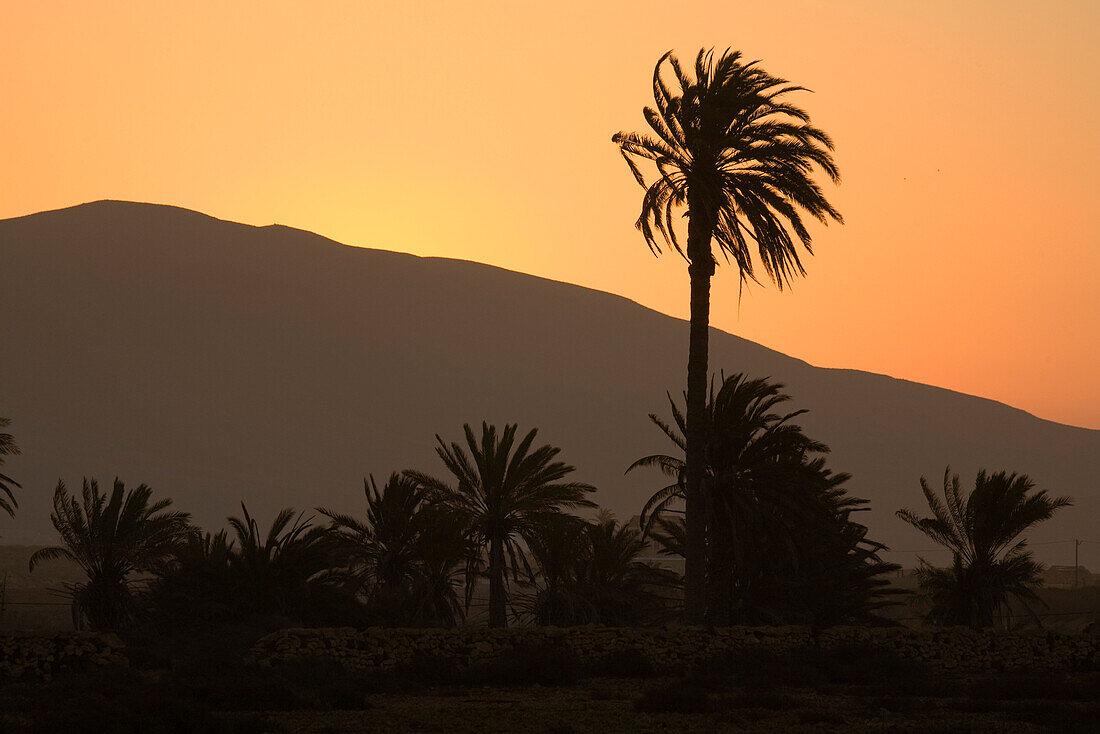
251, 625, 1100, 674
0, 632, 128, 680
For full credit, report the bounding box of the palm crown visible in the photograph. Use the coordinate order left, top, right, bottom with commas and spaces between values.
612, 48, 842, 283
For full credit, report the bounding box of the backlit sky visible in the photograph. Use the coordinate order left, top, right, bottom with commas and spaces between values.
3, 1, 1098, 429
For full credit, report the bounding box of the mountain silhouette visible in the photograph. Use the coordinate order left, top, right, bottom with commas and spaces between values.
1, 201, 1096, 565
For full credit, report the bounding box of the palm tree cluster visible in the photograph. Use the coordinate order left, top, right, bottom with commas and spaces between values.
31, 422, 648, 631
630, 373, 902, 626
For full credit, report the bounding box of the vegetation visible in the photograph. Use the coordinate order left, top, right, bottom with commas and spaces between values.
320, 473, 471, 627
897, 468, 1072, 628
630, 373, 901, 625
405, 422, 595, 627
148, 503, 362, 630
29, 478, 191, 630
516, 512, 678, 626
613, 48, 843, 623
0, 417, 19, 518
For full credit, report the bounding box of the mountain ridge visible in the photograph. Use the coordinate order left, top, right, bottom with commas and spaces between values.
16, 200, 1087, 432
2, 201, 1096, 566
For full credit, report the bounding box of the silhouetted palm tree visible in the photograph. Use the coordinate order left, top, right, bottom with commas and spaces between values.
147, 529, 237, 630
518, 512, 678, 626
29, 478, 190, 629
406, 422, 595, 627
320, 473, 472, 626
227, 503, 351, 625
0, 417, 20, 517
515, 513, 596, 626
580, 513, 679, 625
631, 374, 897, 624
614, 49, 842, 622
897, 468, 1071, 628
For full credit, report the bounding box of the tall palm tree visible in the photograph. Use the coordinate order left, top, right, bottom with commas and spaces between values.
614, 49, 842, 622
29, 478, 191, 629
0, 417, 20, 518
897, 468, 1071, 628
406, 422, 595, 627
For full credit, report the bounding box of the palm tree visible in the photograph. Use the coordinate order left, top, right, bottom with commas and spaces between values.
0, 417, 20, 517
320, 473, 472, 626
579, 513, 680, 625
406, 422, 595, 627
630, 374, 898, 624
147, 529, 237, 630
321, 474, 426, 614
226, 503, 351, 625
516, 513, 597, 626
29, 478, 191, 629
897, 468, 1071, 628
518, 512, 679, 626
614, 49, 842, 622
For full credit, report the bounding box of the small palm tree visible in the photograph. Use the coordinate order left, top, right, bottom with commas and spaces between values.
406, 422, 595, 627
518, 512, 678, 626
614, 48, 842, 623
227, 503, 349, 624
147, 529, 237, 629
0, 417, 20, 517
29, 478, 190, 629
897, 468, 1071, 628
579, 513, 680, 626
517, 513, 598, 626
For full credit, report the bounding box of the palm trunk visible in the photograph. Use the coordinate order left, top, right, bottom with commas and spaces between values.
684, 198, 714, 626
488, 534, 507, 627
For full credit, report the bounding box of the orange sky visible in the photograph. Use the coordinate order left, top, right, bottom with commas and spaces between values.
3, 1, 1098, 428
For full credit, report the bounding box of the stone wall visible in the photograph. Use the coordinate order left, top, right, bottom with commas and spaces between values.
0, 632, 128, 680
251, 625, 1100, 674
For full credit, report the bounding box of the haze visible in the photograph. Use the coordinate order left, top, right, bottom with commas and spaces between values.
2, 0, 1098, 428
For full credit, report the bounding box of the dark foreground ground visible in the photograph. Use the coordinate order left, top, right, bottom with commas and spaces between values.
1, 630, 1097, 734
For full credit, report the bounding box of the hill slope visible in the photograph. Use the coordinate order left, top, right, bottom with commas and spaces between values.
2, 201, 1096, 566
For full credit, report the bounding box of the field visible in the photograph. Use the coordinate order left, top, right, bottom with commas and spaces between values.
1, 630, 1098, 733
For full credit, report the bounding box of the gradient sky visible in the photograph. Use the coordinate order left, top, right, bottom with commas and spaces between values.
3, 1, 1098, 428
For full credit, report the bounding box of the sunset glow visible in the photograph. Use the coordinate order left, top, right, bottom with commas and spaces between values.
3, 0, 1098, 427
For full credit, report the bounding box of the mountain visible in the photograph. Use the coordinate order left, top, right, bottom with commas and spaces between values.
2, 201, 1096, 567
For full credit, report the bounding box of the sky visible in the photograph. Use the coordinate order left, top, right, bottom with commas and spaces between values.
3, 1, 1098, 429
